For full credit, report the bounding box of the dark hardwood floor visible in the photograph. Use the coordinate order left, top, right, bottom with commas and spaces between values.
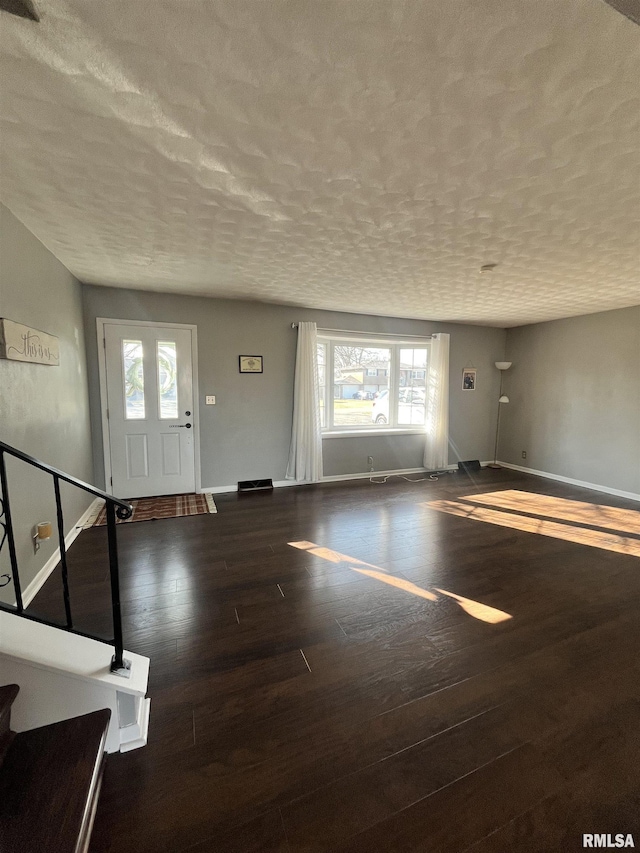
28, 469, 640, 852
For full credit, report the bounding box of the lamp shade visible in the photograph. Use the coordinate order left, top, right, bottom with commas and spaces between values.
495, 361, 512, 370
498, 395, 509, 403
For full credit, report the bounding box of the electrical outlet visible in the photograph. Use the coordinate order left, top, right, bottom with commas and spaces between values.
367, 456, 373, 465
205, 395, 216, 405
522, 450, 527, 459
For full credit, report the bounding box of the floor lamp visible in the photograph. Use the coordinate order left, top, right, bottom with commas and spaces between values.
488, 361, 512, 469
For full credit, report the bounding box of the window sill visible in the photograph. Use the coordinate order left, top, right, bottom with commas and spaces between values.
322, 429, 426, 439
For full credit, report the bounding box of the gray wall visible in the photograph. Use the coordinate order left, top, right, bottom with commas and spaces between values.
82, 285, 506, 489
0, 205, 94, 602
502, 306, 640, 496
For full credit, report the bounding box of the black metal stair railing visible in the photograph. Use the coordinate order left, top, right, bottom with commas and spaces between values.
0, 440, 133, 676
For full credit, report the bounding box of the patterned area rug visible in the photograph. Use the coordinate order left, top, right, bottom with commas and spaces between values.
88, 493, 217, 527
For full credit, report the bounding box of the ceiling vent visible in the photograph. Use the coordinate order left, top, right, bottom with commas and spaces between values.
602, 0, 640, 25
0, 0, 39, 21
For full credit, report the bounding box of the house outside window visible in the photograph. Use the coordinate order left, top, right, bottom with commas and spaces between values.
317, 336, 429, 431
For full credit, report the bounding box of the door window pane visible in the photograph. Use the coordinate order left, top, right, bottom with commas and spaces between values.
123, 340, 145, 419
333, 344, 391, 426
398, 348, 427, 425
157, 341, 178, 419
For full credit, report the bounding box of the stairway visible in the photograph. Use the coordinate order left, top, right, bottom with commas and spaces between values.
0, 440, 150, 755
0, 684, 111, 853
0, 610, 150, 754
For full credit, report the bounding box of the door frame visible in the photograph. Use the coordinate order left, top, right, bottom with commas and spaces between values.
96, 318, 201, 497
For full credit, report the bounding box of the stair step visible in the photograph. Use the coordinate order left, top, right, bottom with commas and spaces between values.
0, 708, 111, 853
0, 684, 19, 731
0, 685, 19, 769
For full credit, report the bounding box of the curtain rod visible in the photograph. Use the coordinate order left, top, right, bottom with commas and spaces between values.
291, 323, 436, 340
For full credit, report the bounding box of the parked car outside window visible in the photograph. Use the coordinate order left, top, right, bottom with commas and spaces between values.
371, 388, 425, 425
372, 389, 389, 423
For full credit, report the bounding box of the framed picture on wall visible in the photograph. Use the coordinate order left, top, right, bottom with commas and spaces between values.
239, 355, 263, 373
462, 369, 476, 390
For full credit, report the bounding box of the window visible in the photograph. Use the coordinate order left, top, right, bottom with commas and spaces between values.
157, 341, 178, 419
123, 340, 145, 419
317, 336, 429, 431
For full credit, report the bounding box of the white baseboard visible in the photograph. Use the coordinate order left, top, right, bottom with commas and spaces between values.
321, 466, 452, 483
199, 462, 496, 495
22, 498, 103, 607
497, 461, 640, 503
200, 479, 319, 495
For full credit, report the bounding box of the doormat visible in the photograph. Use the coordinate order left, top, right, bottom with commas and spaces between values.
86, 493, 217, 527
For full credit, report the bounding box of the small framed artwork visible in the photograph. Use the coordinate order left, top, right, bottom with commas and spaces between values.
239, 355, 263, 374
462, 369, 476, 390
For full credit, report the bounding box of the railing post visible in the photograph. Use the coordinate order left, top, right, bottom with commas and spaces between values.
53, 475, 73, 629
105, 501, 131, 677
0, 440, 134, 661
0, 450, 24, 613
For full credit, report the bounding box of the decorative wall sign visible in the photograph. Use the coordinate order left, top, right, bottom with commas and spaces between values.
239, 355, 263, 373
0, 318, 59, 365
462, 368, 476, 390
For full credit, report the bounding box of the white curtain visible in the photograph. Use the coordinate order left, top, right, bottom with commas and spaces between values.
423, 333, 450, 471
286, 321, 323, 482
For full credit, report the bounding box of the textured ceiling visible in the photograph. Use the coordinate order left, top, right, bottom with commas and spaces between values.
0, 0, 639, 327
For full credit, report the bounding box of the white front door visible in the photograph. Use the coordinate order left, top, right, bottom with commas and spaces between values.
103, 323, 196, 498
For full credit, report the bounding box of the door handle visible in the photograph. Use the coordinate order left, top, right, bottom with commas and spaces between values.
169, 423, 192, 429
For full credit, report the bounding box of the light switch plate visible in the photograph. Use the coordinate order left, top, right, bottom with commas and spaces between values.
205, 395, 216, 405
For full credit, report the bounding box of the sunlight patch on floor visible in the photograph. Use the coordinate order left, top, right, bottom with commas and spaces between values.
288, 541, 511, 624
461, 490, 640, 536
426, 497, 640, 558
434, 588, 512, 623
350, 567, 438, 601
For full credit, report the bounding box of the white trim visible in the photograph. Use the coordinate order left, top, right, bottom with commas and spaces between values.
322, 467, 442, 483
119, 697, 151, 753
318, 336, 430, 433
22, 498, 103, 607
322, 429, 426, 439
199, 481, 301, 495
0, 611, 150, 753
96, 319, 112, 493
80, 498, 105, 529
324, 461, 493, 482
198, 463, 478, 495
317, 330, 433, 345
0, 610, 149, 695
190, 326, 202, 495
96, 318, 200, 496
497, 461, 640, 503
